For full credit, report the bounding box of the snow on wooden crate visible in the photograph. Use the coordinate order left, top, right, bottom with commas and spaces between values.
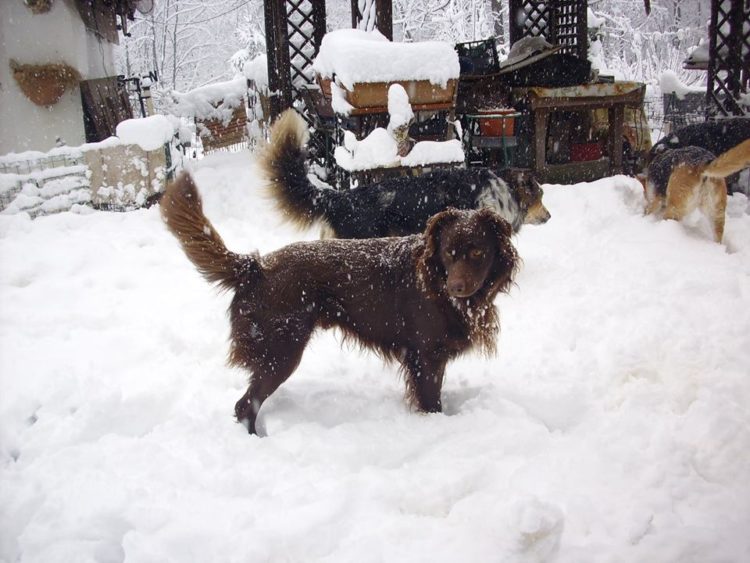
168, 77, 250, 150
313, 29, 460, 111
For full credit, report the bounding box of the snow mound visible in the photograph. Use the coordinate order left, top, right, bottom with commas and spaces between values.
1, 154, 749, 562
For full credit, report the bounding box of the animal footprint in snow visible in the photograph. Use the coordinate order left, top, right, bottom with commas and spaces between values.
511, 496, 565, 560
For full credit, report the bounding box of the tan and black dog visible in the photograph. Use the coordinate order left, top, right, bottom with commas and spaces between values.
639, 139, 750, 242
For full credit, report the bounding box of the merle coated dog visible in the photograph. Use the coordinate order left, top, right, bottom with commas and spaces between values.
261, 109, 550, 239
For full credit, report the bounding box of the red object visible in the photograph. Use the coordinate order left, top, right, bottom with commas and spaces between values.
570, 143, 602, 162
477, 109, 515, 137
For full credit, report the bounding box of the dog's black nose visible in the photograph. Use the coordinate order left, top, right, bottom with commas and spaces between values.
448, 279, 470, 297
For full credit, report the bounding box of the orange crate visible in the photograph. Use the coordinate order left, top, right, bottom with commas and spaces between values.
477, 109, 515, 137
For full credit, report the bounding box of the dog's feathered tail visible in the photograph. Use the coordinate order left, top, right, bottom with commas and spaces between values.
259, 109, 336, 229
703, 139, 750, 179
160, 172, 260, 291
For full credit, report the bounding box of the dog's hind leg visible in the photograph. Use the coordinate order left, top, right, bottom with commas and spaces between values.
402, 351, 448, 414
701, 178, 727, 242
233, 318, 314, 435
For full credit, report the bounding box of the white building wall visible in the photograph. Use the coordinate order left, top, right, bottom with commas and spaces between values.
0, 0, 118, 155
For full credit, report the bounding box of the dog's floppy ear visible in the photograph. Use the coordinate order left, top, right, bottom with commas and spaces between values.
477, 207, 512, 238
476, 208, 519, 297
416, 208, 463, 298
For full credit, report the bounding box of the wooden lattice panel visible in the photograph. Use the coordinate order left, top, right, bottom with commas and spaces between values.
551, 0, 587, 58
707, 0, 749, 116
285, 0, 317, 91
263, 0, 326, 120
509, 0, 587, 59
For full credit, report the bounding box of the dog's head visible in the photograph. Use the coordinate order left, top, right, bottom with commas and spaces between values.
417, 208, 519, 301
637, 172, 665, 215
498, 168, 551, 226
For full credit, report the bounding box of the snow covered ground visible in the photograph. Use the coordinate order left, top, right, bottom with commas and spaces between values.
1, 150, 749, 562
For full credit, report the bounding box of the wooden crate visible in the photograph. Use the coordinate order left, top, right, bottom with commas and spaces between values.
197, 105, 248, 151
318, 76, 457, 111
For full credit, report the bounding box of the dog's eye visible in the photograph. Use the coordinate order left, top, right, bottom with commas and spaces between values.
469, 249, 484, 260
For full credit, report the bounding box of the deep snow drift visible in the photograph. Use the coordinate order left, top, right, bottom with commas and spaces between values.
1, 150, 749, 562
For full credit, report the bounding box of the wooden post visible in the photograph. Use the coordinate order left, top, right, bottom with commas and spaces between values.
351, 0, 392, 39
533, 108, 549, 175
312, 1, 327, 51
376, 0, 392, 39
264, 0, 284, 119
608, 105, 625, 175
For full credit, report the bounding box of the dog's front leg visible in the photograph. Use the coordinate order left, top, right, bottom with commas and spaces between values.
403, 351, 447, 413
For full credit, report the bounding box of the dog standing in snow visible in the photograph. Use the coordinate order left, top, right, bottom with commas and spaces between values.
260, 109, 550, 239
639, 140, 750, 242
160, 172, 519, 435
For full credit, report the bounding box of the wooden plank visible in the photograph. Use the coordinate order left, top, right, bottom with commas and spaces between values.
526, 89, 645, 110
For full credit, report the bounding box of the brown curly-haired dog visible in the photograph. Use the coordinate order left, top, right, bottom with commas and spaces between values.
161, 172, 519, 435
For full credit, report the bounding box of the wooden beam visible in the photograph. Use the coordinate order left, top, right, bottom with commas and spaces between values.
376, 0, 392, 39
264, 0, 283, 119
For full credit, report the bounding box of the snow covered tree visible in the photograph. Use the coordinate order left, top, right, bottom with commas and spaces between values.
116, 0, 265, 109
589, 0, 708, 86
392, 0, 504, 44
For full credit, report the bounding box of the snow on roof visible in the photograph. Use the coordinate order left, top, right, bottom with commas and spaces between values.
312, 29, 460, 90
659, 70, 703, 100
169, 77, 247, 122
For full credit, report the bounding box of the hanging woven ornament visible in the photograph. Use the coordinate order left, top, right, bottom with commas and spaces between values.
10, 60, 81, 107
